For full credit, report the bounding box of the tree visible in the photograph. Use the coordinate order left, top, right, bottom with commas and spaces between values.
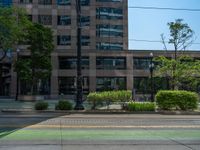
0, 7, 31, 61
0, 7, 31, 95
156, 19, 196, 90
15, 23, 54, 95
154, 55, 200, 91
161, 19, 194, 59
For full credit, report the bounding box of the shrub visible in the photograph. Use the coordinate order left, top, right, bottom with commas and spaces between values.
55, 100, 73, 110
34, 101, 48, 110
127, 102, 155, 111
87, 90, 132, 109
156, 90, 199, 111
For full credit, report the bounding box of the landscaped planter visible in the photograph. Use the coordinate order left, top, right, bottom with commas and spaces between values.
19, 95, 45, 101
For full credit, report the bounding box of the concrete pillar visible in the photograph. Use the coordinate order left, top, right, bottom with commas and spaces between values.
50, 52, 59, 99
126, 55, 133, 90
89, 53, 96, 92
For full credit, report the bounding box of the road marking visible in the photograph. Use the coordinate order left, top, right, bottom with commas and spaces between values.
1, 125, 200, 129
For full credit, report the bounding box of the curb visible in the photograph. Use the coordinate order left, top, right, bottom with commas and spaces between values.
159, 111, 200, 115
1, 109, 157, 114
1, 109, 200, 115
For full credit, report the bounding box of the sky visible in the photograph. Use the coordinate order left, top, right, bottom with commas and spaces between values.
128, 0, 200, 50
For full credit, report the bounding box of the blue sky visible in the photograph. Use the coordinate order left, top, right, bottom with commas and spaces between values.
128, 0, 200, 50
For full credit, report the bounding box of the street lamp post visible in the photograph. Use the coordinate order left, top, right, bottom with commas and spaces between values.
74, 0, 84, 110
15, 48, 20, 101
149, 52, 154, 102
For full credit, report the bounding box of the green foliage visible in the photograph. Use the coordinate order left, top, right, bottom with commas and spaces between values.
156, 90, 199, 111
15, 23, 54, 95
55, 100, 73, 110
167, 19, 194, 51
87, 91, 132, 109
154, 55, 200, 91
158, 19, 197, 90
127, 102, 155, 111
34, 101, 48, 110
0, 7, 31, 60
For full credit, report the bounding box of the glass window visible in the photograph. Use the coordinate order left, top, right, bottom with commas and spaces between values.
0, 0, 12, 6
27, 15, 32, 21
20, 0, 32, 4
96, 0, 122, 2
96, 57, 126, 70
57, 35, 71, 45
133, 57, 151, 70
80, 16, 90, 27
96, 7, 123, 20
81, 36, 90, 46
57, 16, 71, 26
96, 42, 123, 50
134, 77, 169, 94
58, 77, 89, 94
38, 15, 52, 25
57, 0, 70, 5
96, 24, 123, 37
59, 57, 89, 69
38, 0, 52, 5
20, 79, 50, 95
81, 0, 90, 6
96, 77, 126, 91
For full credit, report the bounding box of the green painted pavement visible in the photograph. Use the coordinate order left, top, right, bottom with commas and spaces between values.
0, 129, 200, 141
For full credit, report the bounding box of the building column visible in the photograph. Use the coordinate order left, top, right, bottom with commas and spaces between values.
126, 55, 133, 91
89, 53, 96, 92
50, 52, 59, 99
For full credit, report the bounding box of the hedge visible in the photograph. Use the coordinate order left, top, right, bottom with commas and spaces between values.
34, 101, 48, 110
55, 100, 73, 110
87, 90, 132, 109
156, 90, 199, 111
127, 102, 155, 111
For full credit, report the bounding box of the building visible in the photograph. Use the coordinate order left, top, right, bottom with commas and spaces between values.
0, 0, 199, 100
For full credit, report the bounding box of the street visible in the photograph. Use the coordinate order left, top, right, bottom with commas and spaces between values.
0, 113, 200, 150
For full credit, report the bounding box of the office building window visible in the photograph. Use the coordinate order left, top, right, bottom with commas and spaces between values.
81, 0, 90, 6
96, 24, 123, 37
20, 79, 50, 95
57, 16, 71, 26
59, 57, 89, 69
96, 7, 123, 20
96, 57, 126, 70
96, 0, 122, 2
80, 16, 90, 26
81, 36, 90, 46
57, 0, 70, 5
38, 15, 52, 25
58, 77, 89, 94
133, 57, 151, 70
134, 77, 169, 94
20, 0, 32, 4
0, 0, 12, 6
96, 77, 126, 91
38, 0, 52, 5
96, 42, 123, 50
27, 15, 32, 21
57, 35, 71, 45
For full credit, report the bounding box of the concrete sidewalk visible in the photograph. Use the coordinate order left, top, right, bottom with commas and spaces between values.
0, 114, 200, 150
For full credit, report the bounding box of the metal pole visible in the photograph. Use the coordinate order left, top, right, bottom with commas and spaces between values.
150, 64, 154, 102
74, 0, 84, 110
15, 49, 20, 101
149, 53, 154, 102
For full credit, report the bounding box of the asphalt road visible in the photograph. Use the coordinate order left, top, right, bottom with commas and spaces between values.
0, 113, 200, 150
